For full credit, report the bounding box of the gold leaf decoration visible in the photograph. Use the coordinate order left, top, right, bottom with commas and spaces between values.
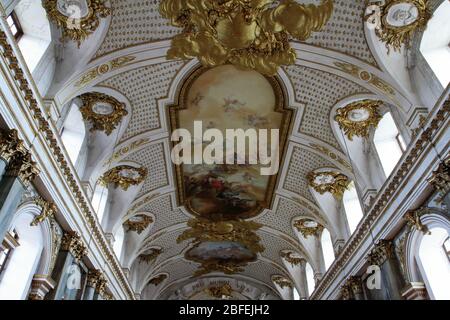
139, 248, 163, 263
272, 275, 293, 289
159, 0, 334, 75
205, 283, 233, 299
293, 219, 324, 238
280, 251, 304, 266
100, 165, 147, 191
365, 0, 431, 53
308, 171, 350, 199
43, 0, 111, 47
124, 214, 153, 234
79, 92, 128, 135
31, 196, 57, 226
335, 100, 383, 140
148, 274, 167, 286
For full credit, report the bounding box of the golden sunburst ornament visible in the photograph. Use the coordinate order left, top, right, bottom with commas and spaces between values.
160, 0, 334, 75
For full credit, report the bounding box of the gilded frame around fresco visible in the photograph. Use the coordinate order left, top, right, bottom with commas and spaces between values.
167, 65, 294, 220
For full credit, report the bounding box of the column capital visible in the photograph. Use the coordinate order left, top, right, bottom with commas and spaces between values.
367, 239, 395, 266
61, 231, 88, 261
340, 283, 353, 300
0, 129, 27, 163
346, 276, 363, 295
28, 274, 56, 300
87, 269, 103, 288
5, 152, 39, 186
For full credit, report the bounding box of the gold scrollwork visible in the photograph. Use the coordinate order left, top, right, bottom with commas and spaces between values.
124, 214, 153, 234
31, 196, 57, 226
205, 283, 233, 299
280, 251, 304, 266
335, 100, 383, 140
148, 274, 167, 286
160, 0, 334, 75
308, 171, 350, 199
272, 275, 293, 289
79, 92, 128, 135
365, 0, 431, 53
428, 152, 450, 203
139, 248, 163, 264
100, 165, 148, 191
404, 208, 431, 235
43, 0, 111, 47
293, 218, 324, 238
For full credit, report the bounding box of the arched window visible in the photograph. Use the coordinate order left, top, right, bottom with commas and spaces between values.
91, 183, 108, 223
321, 228, 335, 270
0, 212, 44, 299
305, 262, 315, 296
419, 1, 450, 88
11, 0, 52, 73
343, 181, 364, 234
61, 104, 86, 165
113, 226, 125, 262
418, 227, 450, 300
374, 112, 405, 177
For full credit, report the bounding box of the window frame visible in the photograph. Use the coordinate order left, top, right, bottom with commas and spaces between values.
0, 230, 20, 280
6, 11, 23, 41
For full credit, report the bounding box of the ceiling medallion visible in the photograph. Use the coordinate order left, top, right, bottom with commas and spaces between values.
280, 251, 304, 267
308, 171, 351, 199
43, 0, 111, 47
79, 92, 128, 136
124, 214, 153, 234
335, 100, 383, 141
159, 0, 334, 75
178, 218, 264, 276
272, 275, 293, 289
365, 0, 431, 53
139, 248, 163, 264
100, 165, 147, 191
293, 218, 324, 238
148, 274, 167, 286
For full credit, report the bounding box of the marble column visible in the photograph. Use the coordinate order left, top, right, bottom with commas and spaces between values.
28, 275, 56, 300
83, 270, 102, 300
47, 231, 87, 300
367, 240, 405, 300
0, 152, 39, 241
297, 259, 309, 300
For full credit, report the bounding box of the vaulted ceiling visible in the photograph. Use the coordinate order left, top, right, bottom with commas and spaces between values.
45, 0, 427, 299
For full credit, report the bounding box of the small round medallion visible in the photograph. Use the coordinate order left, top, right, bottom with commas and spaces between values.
92, 102, 114, 115
347, 108, 371, 122
386, 3, 419, 27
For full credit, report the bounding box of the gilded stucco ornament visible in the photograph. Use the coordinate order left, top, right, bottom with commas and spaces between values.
0, 128, 27, 162
205, 283, 233, 299
308, 171, 351, 199
139, 248, 163, 263
428, 152, 450, 203
404, 208, 431, 235
272, 275, 293, 289
148, 274, 167, 286
160, 0, 334, 75
100, 165, 148, 191
124, 214, 153, 234
43, 0, 111, 47
280, 251, 304, 266
365, 0, 431, 53
79, 92, 128, 136
335, 100, 383, 141
31, 196, 57, 226
293, 218, 324, 238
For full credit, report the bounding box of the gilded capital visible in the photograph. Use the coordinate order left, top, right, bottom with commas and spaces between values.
367, 240, 395, 266
87, 270, 103, 288
428, 152, 450, 203
61, 231, 88, 261
0, 128, 27, 163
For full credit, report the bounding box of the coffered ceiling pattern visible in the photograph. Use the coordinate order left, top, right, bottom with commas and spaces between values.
100, 61, 184, 141
284, 65, 370, 150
